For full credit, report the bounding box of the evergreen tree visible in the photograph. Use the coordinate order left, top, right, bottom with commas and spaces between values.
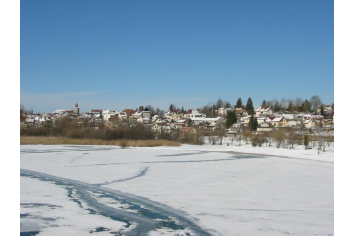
169, 104, 176, 111
320, 105, 325, 116
249, 115, 255, 130
261, 100, 267, 107
235, 98, 243, 108
139, 106, 144, 111
245, 98, 254, 115
226, 111, 237, 128
253, 117, 258, 131
187, 118, 193, 127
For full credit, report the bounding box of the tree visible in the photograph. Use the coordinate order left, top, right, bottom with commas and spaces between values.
215, 98, 224, 109
272, 129, 286, 148
245, 98, 254, 115
242, 130, 252, 144
288, 101, 294, 112
261, 100, 267, 107
249, 115, 258, 131
169, 104, 176, 111
287, 128, 296, 148
310, 95, 322, 113
216, 123, 225, 145
304, 135, 309, 150
253, 117, 258, 131
226, 110, 237, 128
320, 105, 325, 116
20, 103, 25, 114
235, 98, 243, 108
303, 99, 311, 113
249, 115, 254, 130
187, 118, 193, 127
139, 106, 144, 111
224, 101, 231, 108
281, 98, 290, 110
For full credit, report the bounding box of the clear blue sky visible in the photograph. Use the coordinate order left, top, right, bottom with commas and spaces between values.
20, 0, 334, 113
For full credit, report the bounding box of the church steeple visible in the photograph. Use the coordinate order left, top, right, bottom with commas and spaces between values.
73, 102, 79, 114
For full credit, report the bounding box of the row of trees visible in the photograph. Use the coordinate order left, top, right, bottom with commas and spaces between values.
260, 95, 327, 113
199, 95, 328, 118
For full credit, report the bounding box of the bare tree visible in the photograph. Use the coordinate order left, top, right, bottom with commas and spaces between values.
272, 129, 286, 148
287, 128, 296, 148
281, 98, 290, 110
216, 123, 225, 145
310, 95, 322, 113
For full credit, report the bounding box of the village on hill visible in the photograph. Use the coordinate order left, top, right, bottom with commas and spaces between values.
20, 96, 334, 150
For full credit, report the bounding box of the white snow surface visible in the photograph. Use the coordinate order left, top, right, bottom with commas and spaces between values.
21, 144, 334, 235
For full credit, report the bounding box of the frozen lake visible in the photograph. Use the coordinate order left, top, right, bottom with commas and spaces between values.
20, 145, 334, 235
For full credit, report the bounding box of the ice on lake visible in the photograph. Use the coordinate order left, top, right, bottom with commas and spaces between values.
21, 145, 333, 235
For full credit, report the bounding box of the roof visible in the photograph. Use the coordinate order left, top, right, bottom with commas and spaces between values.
91, 109, 102, 113
123, 109, 136, 116
271, 117, 284, 122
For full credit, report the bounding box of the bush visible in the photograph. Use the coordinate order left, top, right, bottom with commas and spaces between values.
119, 139, 128, 149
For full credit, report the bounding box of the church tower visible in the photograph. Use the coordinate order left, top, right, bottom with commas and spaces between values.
73, 102, 80, 114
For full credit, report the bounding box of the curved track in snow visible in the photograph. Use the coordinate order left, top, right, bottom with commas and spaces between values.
21, 169, 213, 236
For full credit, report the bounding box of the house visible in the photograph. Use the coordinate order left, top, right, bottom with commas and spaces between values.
103, 113, 116, 121
123, 109, 136, 117
190, 117, 223, 126
216, 108, 232, 117
235, 108, 248, 117
257, 117, 266, 124
164, 110, 184, 121
118, 112, 128, 119
270, 117, 288, 127
151, 122, 171, 134
132, 112, 142, 119
255, 107, 273, 117
257, 122, 274, 132
175, 118, 189, 129
90, 109, 102, 118
318, 105, 333, 114
137, 117, 151, 124
184, 109, 206, 119
142, 111, 151, 119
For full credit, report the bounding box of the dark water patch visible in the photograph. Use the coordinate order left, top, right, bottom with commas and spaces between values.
21, 213, 31, 218
95, 192, 184, 230
20, 231, 40, 236
21, 169, 213, 236
89, 227, 111, 233
67, 187, 84, 208
20, 203, 62, 208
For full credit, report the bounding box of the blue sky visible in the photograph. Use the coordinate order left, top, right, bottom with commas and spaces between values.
21, 0, 334, 113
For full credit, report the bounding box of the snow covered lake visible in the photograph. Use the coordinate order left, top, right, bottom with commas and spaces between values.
20, 145, 334, 235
